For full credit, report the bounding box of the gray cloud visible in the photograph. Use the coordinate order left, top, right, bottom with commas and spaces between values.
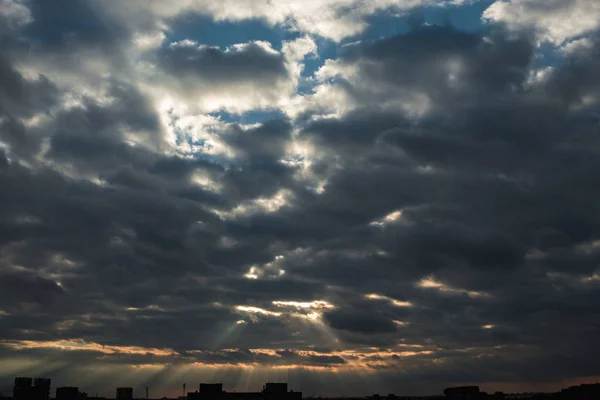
157, 41, 288, 85
1, 2, 600, 397
323, 310, 398, 334
22, 0, 129, 51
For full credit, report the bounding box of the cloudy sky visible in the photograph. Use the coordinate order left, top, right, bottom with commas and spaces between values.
1, 0, 600, 397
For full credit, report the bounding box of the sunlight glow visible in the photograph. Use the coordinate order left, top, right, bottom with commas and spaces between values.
0, 339, 178, 356
217, 189, 294, 219
582, 274, 600, 283
575, 239, 600, 254
272, 300, 335, 310
244, 266, 261, 280
190, 171, 222, 192
125, 305, 164, 312
234, 306, 282, 317
272, 300, 335, 322
365, 293, 413, 307
242, 255, 289, 280
370, 209, 403, 227
416, 276, 491, 298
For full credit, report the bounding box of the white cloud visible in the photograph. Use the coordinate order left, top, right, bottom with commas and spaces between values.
286, 86, 346, 121
288, 54, 434, 121
370, 209, 404, 227
110, 0, 457, 42
0, 0, 32, 28
190, 170, 223, 192
272, 300, 335, 310
133, 31, 166, 51
150, 38, 316, 115
216, 189, 294, 219
559, 37, 594, 55
483, 0, 600, 44
234, 306, 283, 320
272, 300, 335, 321
244, 266, 262, 280
244, 256, 287, 280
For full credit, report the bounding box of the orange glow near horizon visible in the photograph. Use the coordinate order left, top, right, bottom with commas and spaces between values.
0, 339, 178, 356
0, 339, 440, 371
2, 339, 590, 399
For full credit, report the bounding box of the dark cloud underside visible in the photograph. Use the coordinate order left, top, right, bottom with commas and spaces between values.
0, 0, 600, 397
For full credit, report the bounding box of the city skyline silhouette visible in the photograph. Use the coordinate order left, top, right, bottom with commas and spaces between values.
5, 376, 600, 400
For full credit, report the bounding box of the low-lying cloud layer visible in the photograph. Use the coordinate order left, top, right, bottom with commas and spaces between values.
1, 0, 599, 397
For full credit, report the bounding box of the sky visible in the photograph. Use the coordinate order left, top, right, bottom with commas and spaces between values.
1, 0, 600, 397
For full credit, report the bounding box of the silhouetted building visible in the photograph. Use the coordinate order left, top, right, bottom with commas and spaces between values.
56, 387, 80, 400
34, 379, 51, 400
263, 384, 287, 394
200, 384, 224, 394
262, 383, 300, 400
444, 386, 481, 399
13, 377, 51, 400
14, 378, 33, 400
559, 383, 600, 399
188, 383, 300, 400
117, 388, 133, 400
191, 384, 224, 400
224, 393, 263, 400
368, 394, 412, 400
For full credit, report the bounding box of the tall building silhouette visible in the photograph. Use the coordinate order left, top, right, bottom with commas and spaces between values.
116, 388, 133, 400
560, 383, 600, 399
444, 386, 480, 399
13, 378, 51, 400
13, 378, 33, 400
33, 379, 51, 400
188, 382, 300, 400
56, 387, 80, 400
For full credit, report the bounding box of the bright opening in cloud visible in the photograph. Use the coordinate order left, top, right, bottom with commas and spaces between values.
416, 276, 491, 298
365, 293, 414, 307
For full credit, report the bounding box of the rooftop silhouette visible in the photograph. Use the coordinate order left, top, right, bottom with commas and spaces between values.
8, 378, 600, 400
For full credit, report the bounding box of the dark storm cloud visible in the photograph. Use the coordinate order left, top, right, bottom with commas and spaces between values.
22, 0, 130, 51
0, 55, 58, 118
1, 2, 600, 394
227, 25, 600, 376
0, 273, 66, 308
157, 41, 288, 84
45, 80, 161, 153
0, 49, 58, 161
223, 119, 293, 161
184, 348, 347, 367
323, 310, 397, 334
343, 25, 535, 102
549, 40, 600, 104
